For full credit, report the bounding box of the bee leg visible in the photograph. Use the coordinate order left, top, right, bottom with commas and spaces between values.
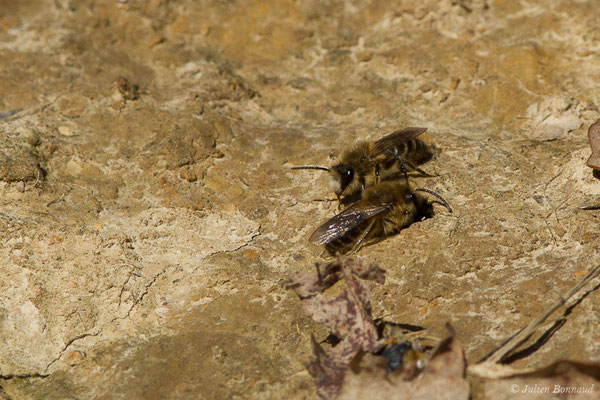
315, 263, 323, 287
398, 162, 409, 184
336, 194, 343, 210
383, 217, 411, 232
347, 220, 377, 256
385, 150, 409, 183
375, 163, 380, 184
311, 197, 337, 203
405, 161, 437, 178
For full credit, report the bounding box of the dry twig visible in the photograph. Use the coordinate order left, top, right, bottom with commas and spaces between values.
471, 264, 600, 377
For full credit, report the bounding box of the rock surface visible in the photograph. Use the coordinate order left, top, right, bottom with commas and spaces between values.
1, 1, 599, 398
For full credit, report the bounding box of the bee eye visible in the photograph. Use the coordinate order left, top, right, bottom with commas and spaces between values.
335, 165, 354, 192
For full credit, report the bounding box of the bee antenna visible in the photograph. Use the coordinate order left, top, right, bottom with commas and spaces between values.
415, 188, 453, 213
291, 166, 331, 172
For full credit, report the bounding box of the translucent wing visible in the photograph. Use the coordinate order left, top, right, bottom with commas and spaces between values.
309, 205, 390, 245
369, 127, 427, 158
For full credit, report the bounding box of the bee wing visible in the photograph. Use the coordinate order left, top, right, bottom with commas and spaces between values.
369, 127, 427, 158
309, 205, 390, 245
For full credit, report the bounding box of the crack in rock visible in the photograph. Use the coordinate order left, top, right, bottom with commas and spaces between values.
43, 332, 100, 374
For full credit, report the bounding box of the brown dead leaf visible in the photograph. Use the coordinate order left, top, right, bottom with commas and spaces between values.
307, 335, 358, 400
586, 118, 600, 170
288, 256, 385, 299
482, 359, 600, 399
338, 352, 405, 399
288, 256, 386, 399
340, 325, 469, 400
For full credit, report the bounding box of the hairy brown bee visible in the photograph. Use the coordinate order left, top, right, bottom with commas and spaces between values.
309, 182, 451, 255
293, 127, 433, 204
383, 340, 424, 374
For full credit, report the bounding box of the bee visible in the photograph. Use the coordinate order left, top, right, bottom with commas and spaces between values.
309, 182, 452, 255
292, 127, 433, 204
382, 340, 424, 374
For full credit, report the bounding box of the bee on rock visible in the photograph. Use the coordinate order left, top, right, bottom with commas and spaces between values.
309, 181, 452, 255
293, 127, 434, 204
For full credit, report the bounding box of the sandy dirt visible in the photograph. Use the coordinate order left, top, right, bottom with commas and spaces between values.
1, 0, 600, 398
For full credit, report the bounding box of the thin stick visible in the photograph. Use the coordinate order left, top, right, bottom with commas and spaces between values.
31, 169, 41, 189
46, 186, 73, 208
478, 264, 600, 364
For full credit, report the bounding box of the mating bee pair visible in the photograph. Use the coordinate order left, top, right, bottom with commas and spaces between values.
293, 128, 452, 255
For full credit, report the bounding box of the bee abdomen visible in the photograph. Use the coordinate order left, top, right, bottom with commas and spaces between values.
394, 138, 431, 163
325, 233, 358, 255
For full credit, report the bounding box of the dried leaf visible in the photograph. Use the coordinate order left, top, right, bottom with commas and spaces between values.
469, 363, 536, 379
340, 325, 469, 400
306, 335, 349, 400
482, 359, 600, 399
338, 352, 405, 399
413, 327, 469, 400
586, 118, 600, 169
289, 256, 386, 399
287, 256, 386, 298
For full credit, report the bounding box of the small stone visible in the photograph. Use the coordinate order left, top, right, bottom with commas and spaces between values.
449, 77, 460, 90
420, 83, 432, 93
66, 350, 86, 366
355, 51, 373, 62
57, 126, 76, 136
244, 250, 260, 260
179, 167, 197, 182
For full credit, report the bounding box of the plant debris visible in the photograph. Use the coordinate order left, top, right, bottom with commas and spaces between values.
339, 325, 469, 400
469, 264, 600, 397
586, 118, 600, 170
289, 258, 472, 399
288, 256, 385, 398
292, 259, 600, 399
482, 360, 600, 399
116, 76, 140, 101
473, 264, 600, 373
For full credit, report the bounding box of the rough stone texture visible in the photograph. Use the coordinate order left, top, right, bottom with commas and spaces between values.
1, 0, 600, 398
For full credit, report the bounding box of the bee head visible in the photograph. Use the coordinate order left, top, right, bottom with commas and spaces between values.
405, 191, 434, 221
413, 188, 452, 219
331, 164, 354, 195
383, 341, 413, 372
